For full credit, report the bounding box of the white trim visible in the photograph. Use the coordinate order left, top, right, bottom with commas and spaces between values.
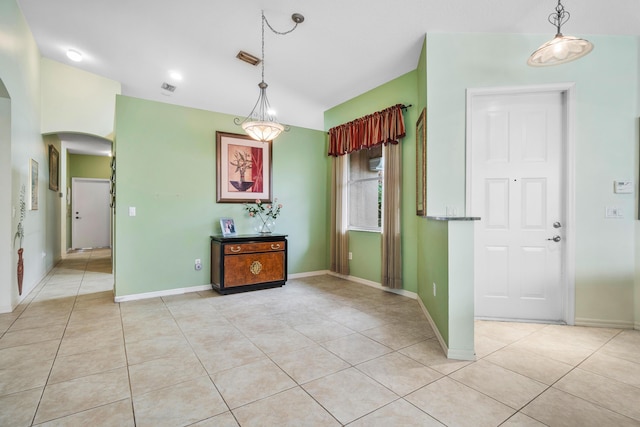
327, 271, 418, 300
575, 317, 636, 330
114, 284, 211, 303
288, 270, 330, 279
466, 83, 576, 326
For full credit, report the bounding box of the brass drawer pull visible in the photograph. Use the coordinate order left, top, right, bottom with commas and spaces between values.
270, 244, 281, 250
230, 246, 242, 253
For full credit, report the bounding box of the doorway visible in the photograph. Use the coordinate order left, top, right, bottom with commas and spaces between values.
71, 178, 111, 249
467, 84, 575, 324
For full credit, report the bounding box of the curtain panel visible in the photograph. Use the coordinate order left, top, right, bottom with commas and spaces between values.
328, 104, 406, 157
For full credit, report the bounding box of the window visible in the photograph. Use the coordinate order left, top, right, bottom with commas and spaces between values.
348, 145, 383, 231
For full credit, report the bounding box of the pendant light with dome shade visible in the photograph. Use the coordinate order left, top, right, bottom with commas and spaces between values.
527, 0, 593, 67
234, 11, 305, 142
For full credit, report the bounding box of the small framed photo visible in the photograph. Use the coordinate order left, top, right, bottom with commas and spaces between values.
220, 217, 237, 236
48, 145, 59, 192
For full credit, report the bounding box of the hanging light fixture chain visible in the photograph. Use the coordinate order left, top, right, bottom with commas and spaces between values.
548, 0, 570, 35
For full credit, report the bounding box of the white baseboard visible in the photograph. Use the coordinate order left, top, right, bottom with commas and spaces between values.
574, 317, 636, 330
417, 296, 475, 361
114, 284, 212, 303
326, 271, 418, 300
288, 270, 330, 279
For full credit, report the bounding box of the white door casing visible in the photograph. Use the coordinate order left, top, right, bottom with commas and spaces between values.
467, 84, 576, 324
72, 178, 111, 249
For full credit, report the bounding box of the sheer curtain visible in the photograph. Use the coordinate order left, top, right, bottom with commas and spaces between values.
328, 104, 406, 286
329, 155, 349, 275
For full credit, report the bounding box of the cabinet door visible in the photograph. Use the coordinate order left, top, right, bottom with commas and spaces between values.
224, 252, 285, 287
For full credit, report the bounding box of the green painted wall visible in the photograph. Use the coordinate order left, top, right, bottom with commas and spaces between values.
422, 220, 449, 342
324, 71, 419, 292
426, 33, 639, 327
113, 95, 328, 297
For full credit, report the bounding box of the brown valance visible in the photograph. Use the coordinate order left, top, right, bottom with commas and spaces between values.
327, 104, 407, 157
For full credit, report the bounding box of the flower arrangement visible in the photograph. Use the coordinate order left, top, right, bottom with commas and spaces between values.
244, 198, 283, 220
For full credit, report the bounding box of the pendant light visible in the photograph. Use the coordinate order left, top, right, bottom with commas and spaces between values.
235, 11, 304, 142
528, 0, 593, 67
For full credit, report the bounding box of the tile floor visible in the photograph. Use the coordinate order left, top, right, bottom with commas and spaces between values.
1, 249, 639, 426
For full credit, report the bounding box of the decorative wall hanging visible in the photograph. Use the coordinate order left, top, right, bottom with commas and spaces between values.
29, 158, 38, 210
48, 145, 59, 191
416, 108, 427, 216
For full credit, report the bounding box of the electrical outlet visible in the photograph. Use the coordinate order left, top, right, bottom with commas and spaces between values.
194, 259, 202, 271
433, 282, 436, 296
348, 252, 353, 260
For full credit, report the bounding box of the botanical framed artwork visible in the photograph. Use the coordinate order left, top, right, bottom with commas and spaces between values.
216, 131, 272, 203
48, 145, 59, 191
220, 217, 237, 236
416, 107, 427, 216
29, 158, 38, 210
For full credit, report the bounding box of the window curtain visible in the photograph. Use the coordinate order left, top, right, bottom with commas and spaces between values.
382, 142, 402, 288
328, 103, 406, 288
328, 104, 406, 157
329, 155, 349, 275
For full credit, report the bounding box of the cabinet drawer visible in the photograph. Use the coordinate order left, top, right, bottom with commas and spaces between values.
224, 252, 285, 287
224, 241, 285, 255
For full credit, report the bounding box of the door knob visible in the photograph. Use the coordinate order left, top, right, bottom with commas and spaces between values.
553, 222, 562, 228
547, 235, 561, 242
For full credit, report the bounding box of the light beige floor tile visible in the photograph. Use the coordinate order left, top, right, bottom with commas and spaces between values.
48, 343, 126, 384
57, 327, 124, 357
37, 398, 134, 427
599, 329, 640, 364
554, 368, 640, 421
538, 324, 621, 351
405, 377, 514, 427
271, 344, 350, 384
233, 387, 339, 427
580, 351, 640, 388
193, 336, 267, 375
34, 367, 130, 424
474, 320, 544, 344
474, 333, 510, 358
347, 398, 444, 427
450, 360, 547, 409
322, 333, 392, 365
500, 412, 547, 426
0, 323, 66, 349
360, 323, 432, 350
247, 327, 316, 355
0, 387, 42, 427
211, 359, 296, 409
292, 320, 355, 343
191, 411, 239, 427
8, 311, 69, 332
508, 332, 595, 366
356, 352, 442, 396
129, 352, 206, 396
133, 377, 227, 427
483, 346, 573, 385
0, 358, 54, 396
303, 367, 398, 425
0, 339, 59, 369
125, 334, 194, 365
522, 387, 639, 427
399, 339, 471, 375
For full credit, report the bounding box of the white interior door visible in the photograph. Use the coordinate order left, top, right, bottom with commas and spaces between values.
72, 178, 110, 249
469, 90, 566, 322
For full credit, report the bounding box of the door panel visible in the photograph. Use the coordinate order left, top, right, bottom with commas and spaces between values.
472, 91, 565, 322
72, 178, 110, 249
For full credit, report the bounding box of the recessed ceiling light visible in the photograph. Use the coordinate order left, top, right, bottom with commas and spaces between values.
66, 49, 83, 62
169, 71, 183, 81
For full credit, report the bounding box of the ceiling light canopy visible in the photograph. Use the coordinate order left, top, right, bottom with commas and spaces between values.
528, 0, 593, 67
66, 49, 83, 62
234, 11, 304, 142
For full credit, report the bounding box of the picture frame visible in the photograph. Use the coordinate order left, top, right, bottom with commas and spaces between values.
48, 145, 59, 192
416, 107, 427, 216
29, 158, 38, 210
216, 131, 272, 203
220, 217, 237, 236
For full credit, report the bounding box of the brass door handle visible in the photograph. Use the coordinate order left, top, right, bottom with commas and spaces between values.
270, 244, 281, 250
229, 246, 242, 253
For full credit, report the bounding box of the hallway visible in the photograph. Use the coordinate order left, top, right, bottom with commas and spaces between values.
1, 249, 639, 426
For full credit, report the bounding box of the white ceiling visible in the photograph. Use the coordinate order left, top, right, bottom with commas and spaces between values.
17, 0, 640, 138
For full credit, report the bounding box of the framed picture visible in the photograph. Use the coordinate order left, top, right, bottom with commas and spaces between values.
216, 131, 272, 203
48, 145, 59, 191
416, 107, 427, 216
29, 158, 38, 210
220, 217, 237, 236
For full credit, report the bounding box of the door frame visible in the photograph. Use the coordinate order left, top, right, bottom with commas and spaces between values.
71, 177, 112, 249
465, 83, 576, 325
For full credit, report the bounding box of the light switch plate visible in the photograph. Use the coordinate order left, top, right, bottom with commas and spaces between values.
613, 181, 633, 194
128, 206, 136, 217
605, 207, 623, 218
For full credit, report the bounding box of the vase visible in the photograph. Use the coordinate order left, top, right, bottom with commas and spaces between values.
17, 248, 24, 296
254, 217, 276, 234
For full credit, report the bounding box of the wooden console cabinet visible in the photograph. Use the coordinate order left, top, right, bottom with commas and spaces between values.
210, 234, 287, 294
